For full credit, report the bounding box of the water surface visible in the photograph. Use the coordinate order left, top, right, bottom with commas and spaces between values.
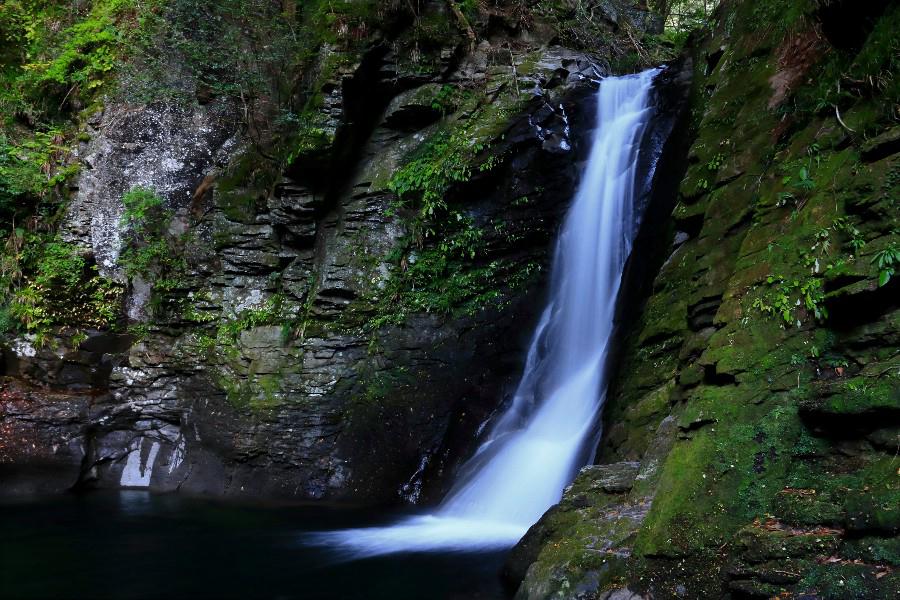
0, 491, 509, 600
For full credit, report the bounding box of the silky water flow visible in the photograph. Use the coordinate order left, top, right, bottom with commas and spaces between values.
310, 67, 662, 557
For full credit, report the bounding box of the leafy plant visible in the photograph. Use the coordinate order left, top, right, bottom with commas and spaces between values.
793, 166, 815, 192
776, 164, 817, 208
6, 239, 123, 342
832, 216, 866, 253
0, 130, 76, 212
215, 294, 287, 348
389, 129, 486, 220
119, 186, 187, 300
752, 275, 827, 326
776, 190, 795, 207
430, 84, 460, 115
872, 243, 899, 287
706, 152, 725, 171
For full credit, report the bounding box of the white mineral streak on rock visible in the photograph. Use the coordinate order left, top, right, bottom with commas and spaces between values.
120, 439, 161, 487
168, 436, 186, 474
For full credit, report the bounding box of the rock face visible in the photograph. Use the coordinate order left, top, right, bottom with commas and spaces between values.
511, 1, 900, 598
0, 0, 669, 503
62, 99, 240, 280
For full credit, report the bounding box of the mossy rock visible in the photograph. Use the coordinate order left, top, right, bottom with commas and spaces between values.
840, 535, 900, 566
797, 562, 899, 600
735, 524, 841, 563
843, 486, 900, 534
770, 488, 844, 527
800, 377, 900, 431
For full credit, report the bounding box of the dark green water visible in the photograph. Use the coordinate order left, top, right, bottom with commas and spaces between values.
0, 491, 510, 600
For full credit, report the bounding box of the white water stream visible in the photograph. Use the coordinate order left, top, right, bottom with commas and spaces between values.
313, 67, 661, 557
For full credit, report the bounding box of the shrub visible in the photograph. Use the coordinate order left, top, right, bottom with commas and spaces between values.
118, 186, 188, 306
6, 239, 123, 343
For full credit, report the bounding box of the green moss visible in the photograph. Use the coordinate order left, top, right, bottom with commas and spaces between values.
360, 214, 543, 335
215, 150, 283, 223
798, 562, 898, 599
216, 295, 290, 346
736, 524, 840, 563
343, 366, 418, 428
841, 536, 900, 566
788, 4, 900, 130
843, 478, 900, 534
357, 367, 412, 406
635, 393, 821, 559
771, 489, 844, 527
571, 2, 900, 597
387, 95, 517, 220
516, 465, 650, 598
285, 111, 336, 165
216, 369, 288, 413
804, 376, 900, 418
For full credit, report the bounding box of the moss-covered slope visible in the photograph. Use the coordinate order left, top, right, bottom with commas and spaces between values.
513, 0, 899, 598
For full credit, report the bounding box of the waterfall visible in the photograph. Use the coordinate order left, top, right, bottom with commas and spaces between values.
311, 67, 662, 557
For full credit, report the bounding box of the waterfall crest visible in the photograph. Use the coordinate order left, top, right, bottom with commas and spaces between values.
312, 67, 661, 557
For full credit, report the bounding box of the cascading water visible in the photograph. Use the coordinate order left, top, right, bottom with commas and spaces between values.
311, 67, 662, 557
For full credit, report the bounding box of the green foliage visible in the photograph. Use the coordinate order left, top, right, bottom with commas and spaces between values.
789, 3, 900, 128
0, 2, 145, 334
31, 242, 86, 290
215, 294, 287, 347
0, 131, 62, 194
0, 0, 146, 123
216, 371, 284, 412
752, 275, 827, 326
121, 186, 164, 229
128, 0, 300, 101
0, 303, 15, 333
284, 111, 334, 165
386, 87, 514, 231
776, 165, 816, 207
705, 152, 725, 172
534, 0, 677, 65
353, 366, 413, 409
4, 239, 123, 342
366, 214, 542, 333
21, 12, 117, 91
797, 216, 867, 277
872, 243, 899, 287
654, 0, 720, 33
430, 84, 461, 115
0, 130, 77, 218
831, 216, 866, 253
389, 129, 493, 221
119, 186, 187, 297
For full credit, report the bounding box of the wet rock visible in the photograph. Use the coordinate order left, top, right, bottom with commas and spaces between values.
516, 2, 900, 597
799, 380, 900, 434
579, 462, 641, 493
0, 381, 90, 496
